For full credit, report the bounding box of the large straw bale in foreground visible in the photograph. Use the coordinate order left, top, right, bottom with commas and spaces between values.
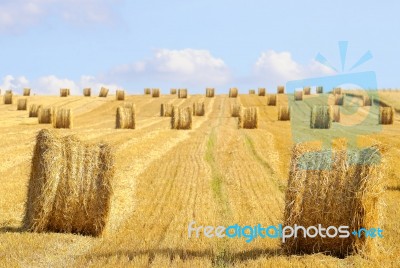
23, 129, 114, 236
310, 105, 332, 129
238, 107, 258, 129
116, 103, 136, 129
171, 106, 192, 130
283, 144, 384, 257
53, 108, 73, 129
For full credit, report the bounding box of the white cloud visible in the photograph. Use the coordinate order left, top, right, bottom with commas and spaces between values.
0, 75, 30, 92
254, 50, 335, 87
111, 49, 232, 87
0, 0, 122, 33
0, 75, 120, 95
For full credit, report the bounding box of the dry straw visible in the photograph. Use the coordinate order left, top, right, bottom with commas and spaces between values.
278, 105, 291, 121
53, 108, 73, 129
23, 88, 31, 96
334, 94, 344, 105
283, 144, 384, 257
60, 88, 70, 97
331, 105, 341, 123
316, 86, 323, 94
231, 103, 242, 117
333, 87, 342, 95
238, 107, 258, 129
294, 91, 303, 101
171, 106, 192, 130
152, 88, 160, 97
303, 86, 311, 95
178, 88, 187, 98
116, 103, 136, 129
38, 107, 53, 124
193, 101, 205, 116
258, 88, 266, 96
83, 88, 91, 97
170, 88, 177, 95
363, 95, 372, 106
99, 87, 109, 97
144, 88, 151, 95
249, 89, 256, 94
310, 105, 332, 129
206, 88, 215, 97
160, 103, 174, 117
379, 107, 394, 125
267, 94, 277, 106
23, 129, 114, 237
277, 85, 285, 94
116, 90, 125, 101
17, 99, 28, 110
4, 91, 13, 104
29, 104, 42, 117
229, 87, 238, 98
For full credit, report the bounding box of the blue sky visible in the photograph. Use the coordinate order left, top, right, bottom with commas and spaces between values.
0, 0, 399, 94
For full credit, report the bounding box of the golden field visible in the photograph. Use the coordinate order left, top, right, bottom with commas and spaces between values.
0, 91, 399, 267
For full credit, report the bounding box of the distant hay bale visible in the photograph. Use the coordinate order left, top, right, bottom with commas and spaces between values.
29, 104, 43, 117
144, 88, 151, 95
83, 88, 91, 97
193, 101, 205, 116
152, 88, 160, 97
178, 89, 187, 98
116, 90, 125, 101
379, 107, 394, 125
362, 95, 372, 106
303, 86, 311, 95
258, 88, 266, 96
5, 90, 12, 94
310, 105, 332, 129
334, 94, 344, 105
17, 99, 28, 110
277, 85, 285, 94
333, 87, 342, 95
231, 103, 242, 117
316, 86, 324, 94
38, 107, 53, 124
60, 88, 70, 97
23, 129, 114, 237
229, 88, 238, 98
267, 94, 277, 106
4, 91, 13, 104
249, 89, 255, 94
331, 105, 341, 123
170, 88, 177, 95
116, 103, 136, 129
99, 87, 109, 97
160, 103, 174, 117
278, 105, 291, 121
294, 91, 303, 101
206, 88, 215, 97
238, 107, 258, 129
53, 108, 73, 129
23, 88, 31, 96
283, 144, 384, 257
171, 106, 192, 130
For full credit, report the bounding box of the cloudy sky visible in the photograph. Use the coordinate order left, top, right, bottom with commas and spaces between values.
0, 0, 398, 94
